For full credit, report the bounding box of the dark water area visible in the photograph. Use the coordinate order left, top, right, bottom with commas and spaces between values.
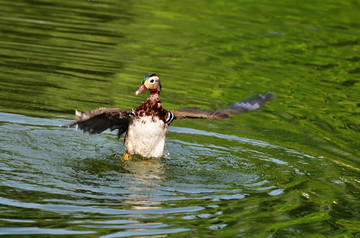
1, 0, 360, 237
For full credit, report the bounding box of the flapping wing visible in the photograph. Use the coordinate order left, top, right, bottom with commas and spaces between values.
67, 108, 132, 138
171, 108, 231, 119
171, 92, 275, 120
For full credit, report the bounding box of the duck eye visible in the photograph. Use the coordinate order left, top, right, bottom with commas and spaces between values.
149, 78, 155, 84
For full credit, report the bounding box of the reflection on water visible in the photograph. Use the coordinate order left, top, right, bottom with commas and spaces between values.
1, 0, 360, 236
121, 156, 165, 212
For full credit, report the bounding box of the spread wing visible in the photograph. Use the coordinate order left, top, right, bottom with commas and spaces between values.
66, 108, 132, 138
171, 92, 275, 119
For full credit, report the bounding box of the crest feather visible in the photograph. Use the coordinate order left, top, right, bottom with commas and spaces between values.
142, 73, 157, 85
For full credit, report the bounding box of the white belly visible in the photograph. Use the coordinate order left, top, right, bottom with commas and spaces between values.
124, 116, 168, 158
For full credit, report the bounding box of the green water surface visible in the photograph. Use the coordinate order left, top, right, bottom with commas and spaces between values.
0, 0, 359, 237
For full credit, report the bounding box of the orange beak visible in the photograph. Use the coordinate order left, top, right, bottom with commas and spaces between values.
135, 84, 148, 95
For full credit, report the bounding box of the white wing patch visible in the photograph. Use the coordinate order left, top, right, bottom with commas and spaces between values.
235, 102, 260, 111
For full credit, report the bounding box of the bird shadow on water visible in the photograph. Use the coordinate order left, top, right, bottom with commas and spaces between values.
67, 152, 167, 182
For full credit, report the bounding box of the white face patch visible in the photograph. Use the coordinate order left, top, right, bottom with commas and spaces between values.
148, 76, 159, 84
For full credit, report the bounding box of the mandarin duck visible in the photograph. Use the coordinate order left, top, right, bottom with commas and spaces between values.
68, 73, 274, 158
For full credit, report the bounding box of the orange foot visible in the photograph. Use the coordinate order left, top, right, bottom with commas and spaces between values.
121, 152, 132, 161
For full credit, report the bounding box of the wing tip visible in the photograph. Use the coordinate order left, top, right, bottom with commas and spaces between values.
59, 110, 83, 130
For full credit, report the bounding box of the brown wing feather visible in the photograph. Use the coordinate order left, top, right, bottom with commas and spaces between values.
171, 92, 275, 120
171, 108, 230, 119
67, 108, 132, 138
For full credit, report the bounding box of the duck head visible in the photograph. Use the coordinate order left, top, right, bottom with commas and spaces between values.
135, 73, 162, 95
